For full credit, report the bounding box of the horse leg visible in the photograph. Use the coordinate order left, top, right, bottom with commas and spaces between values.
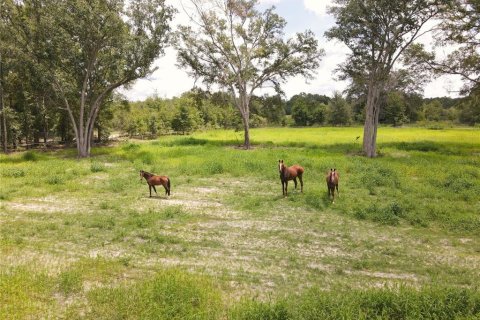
285, 181, 288, 197
299, 174, 303, 193
149, 185, 152, 197
293, 178, 298, 190
152, 185, 158, 196
163, 184, 168, 196
281, 180, 285, 196
336, 184, 339, 198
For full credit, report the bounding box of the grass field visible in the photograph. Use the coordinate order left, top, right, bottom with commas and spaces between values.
1, 126, 479, 319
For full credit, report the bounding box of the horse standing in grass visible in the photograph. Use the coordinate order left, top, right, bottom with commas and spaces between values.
140, 170, 171, 197
278, 160, 304, 197
326, 168, 339, 203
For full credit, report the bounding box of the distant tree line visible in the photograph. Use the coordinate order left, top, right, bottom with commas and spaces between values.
103, 87, 477, 138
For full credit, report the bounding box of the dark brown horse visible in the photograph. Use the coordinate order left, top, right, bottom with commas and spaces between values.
326, 168, 339, 203
278, 160, 304, 197
140, 170, 171, 197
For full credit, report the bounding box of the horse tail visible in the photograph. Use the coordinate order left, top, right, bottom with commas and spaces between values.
167, 177, 171, 195
298, 166, 304, 175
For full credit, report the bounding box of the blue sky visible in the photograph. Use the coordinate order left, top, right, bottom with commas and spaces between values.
122, 0, 462, 101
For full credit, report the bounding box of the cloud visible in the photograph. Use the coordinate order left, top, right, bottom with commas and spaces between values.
121, 0, 462, 100
303, 0, 333, 17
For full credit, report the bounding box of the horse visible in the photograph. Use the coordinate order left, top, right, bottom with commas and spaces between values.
278, 160, 304, 197
326, 168, 339, 203
139, 170, 171, 197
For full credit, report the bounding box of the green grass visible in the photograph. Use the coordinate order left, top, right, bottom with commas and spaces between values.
0, 126, 479, 319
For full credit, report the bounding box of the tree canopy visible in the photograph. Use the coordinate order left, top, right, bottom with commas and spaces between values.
175, 0, 323, 148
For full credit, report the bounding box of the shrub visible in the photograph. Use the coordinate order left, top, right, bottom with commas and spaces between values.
90, 162, 106, 173
22, 151, 38, 161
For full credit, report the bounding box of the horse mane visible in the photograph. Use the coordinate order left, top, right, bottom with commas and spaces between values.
141, 170, 154, 178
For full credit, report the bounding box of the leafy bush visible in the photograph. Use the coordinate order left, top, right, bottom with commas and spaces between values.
353, 202, 406, 226
22, 151, 38, 161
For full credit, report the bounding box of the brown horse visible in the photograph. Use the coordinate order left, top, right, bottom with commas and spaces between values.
326, 168, 339, 203
278, 160, 304, 197
140, 170, 171, 197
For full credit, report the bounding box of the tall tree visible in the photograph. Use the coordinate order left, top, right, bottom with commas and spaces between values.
10, 0, 174, 157
175, 0, 323, 148
326, 0, 446, 157
407, 0, 479, 90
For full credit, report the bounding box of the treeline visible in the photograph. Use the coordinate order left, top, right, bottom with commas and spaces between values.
0, 80, 478, 149
104, 88, 478, 138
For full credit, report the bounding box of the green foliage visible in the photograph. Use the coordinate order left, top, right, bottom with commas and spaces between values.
46, 175, 64, 185
0, 268, 57, 319
22, 151, 38, 161
327, 92, 351, 125
175, 0, 323, 146
230, 286, 480, 320
58, 270, 83, 294
384, 91, 409, 126
6, 0, 175, 157
171, 105, 200, 134
83, 269, 222, 320
290, 93, 329, 126
2, 168, 25, 177
90, 162, 105, 173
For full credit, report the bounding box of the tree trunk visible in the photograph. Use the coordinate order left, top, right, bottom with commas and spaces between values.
242, 113, 250, 149
237, 90, 251, 149
0, 53, 7, 154
363, 81, 382, 157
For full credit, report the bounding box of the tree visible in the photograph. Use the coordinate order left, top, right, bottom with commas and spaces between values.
406, 0, 479, 93
9, 0, 174, 157
384, 91, 408, 126
326, 0, 446, 157
175, 0, 323, 149
458, 89, 480, 125
171, 105, 198, 135
290, 93, 329, 126
422, 100, 443, 121
327, 92, 351, 125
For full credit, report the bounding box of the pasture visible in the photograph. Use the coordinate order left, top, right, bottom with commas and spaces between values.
1, 127, 480, 319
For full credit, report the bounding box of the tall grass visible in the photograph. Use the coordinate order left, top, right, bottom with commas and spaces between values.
230, 286, 480, 320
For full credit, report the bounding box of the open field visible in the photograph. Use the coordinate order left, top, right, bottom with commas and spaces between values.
1, 127, 480, 319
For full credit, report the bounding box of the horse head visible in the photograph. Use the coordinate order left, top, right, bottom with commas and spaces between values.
278, 160, 285, 173
139, 170, 145, 181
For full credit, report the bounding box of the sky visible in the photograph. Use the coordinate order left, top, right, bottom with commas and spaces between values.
121, 0, 463, 101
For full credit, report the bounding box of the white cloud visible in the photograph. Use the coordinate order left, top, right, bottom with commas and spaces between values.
303, 0, 333, 17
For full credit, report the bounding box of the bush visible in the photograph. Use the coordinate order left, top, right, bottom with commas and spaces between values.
22, 151, 38, 161
352, 202, 406, 226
